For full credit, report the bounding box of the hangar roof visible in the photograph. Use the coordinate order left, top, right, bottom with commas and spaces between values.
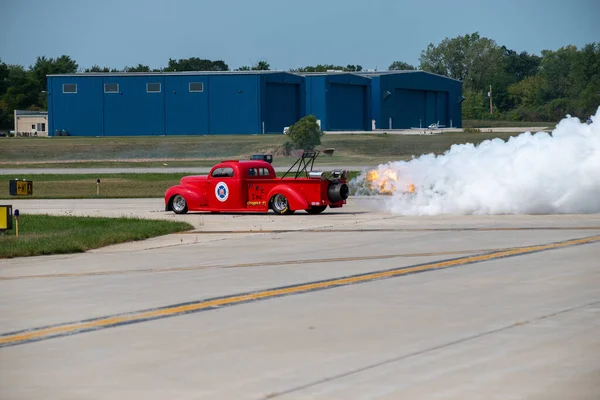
47, 70, 297, 77
356, 70, 462, 82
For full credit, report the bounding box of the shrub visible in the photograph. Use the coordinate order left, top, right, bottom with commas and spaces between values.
285, 115, 323, 151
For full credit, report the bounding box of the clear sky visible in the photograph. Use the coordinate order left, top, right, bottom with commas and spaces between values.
1, 0, 598, 71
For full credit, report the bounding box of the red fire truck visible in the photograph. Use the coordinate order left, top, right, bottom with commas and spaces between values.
165, 151, 349, 215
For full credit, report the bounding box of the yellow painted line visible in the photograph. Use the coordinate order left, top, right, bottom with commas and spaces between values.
1, 234, 599, 348
0, 249, 505, 281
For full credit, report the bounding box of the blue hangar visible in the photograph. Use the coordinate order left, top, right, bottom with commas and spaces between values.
304, 73, 372, 131
47, 70, 461, 136
47, 71, 305, 136
361, 71, 462, 130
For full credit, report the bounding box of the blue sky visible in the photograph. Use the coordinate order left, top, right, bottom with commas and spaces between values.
1, 0, 598, 71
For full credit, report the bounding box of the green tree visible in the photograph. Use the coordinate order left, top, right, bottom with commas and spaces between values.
285, 115, 323, 151
501, 47, 541, 82
31, 55, 78, 92
538, 45, 579, 101
0, 59, 9, 95
0, 60, 10, 128
292, 64, 363, 73
461, 89, 487, 119
388, 61, 416, 70
125, 64, 151, 72
30, 55, 78, 108
164, 57, 228, 72
251, 60, 270, 70
0, 65, 39, 127
507, 75, 544, 108
85, 65, 112, 72
419, 32, 503, 92
345, 64, 363, 72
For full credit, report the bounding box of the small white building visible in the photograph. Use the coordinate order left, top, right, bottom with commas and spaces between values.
14, 110, 48, 136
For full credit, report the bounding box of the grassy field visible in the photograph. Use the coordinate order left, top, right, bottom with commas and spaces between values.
0, 171, 364, 199
0, 132, 526, 168
0, 214, 193, 258
462, 120, 556, 128
0, 173, 188, 199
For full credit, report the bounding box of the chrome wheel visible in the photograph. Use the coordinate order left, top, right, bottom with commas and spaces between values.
172, 194, 188, 214
271, 194, 294, 215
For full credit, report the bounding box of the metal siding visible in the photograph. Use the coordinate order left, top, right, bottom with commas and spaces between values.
435, 92, 449, 126
103, 76, 165, 136
371, 76, 381, 129
165, 75, 209, 135
380, 75, 395, 129
325, 74, 371, 131
48, 76, 103, 136
208, 75, 260, 134
262, 73, 305, 134
305, 76, 327, 129
394, 89, 425, 128
379, 72, 462, 129
425, 91, 436, 126
264, 82, 300, 134
327, 83, 366, 130
47, 78, 54, 135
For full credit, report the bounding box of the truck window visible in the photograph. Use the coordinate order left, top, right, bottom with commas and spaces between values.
211, 167, 234, 178
247, 167, 272, 177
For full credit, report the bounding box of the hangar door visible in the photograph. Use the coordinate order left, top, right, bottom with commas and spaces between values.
394, 89, 448, 128
435, 92, 448, 126
327, 83, 367, 131
264, 83, 300, 134
395, 89, 425, 128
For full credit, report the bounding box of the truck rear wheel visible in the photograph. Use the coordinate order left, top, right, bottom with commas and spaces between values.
305, 206, 327, 214
271, 194, 295, 215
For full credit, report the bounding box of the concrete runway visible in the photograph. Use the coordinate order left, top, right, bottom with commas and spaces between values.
1, 198, 599, 399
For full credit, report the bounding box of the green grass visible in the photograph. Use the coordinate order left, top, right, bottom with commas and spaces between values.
0, 132, 526, 168
462, 120, 556, 128
0, 135, 285, 162
0, 173, 188, 199
0, 214, 193, 258
0, 171, 363, 199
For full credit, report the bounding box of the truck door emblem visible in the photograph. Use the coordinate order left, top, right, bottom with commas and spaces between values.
215, 182, 229, 202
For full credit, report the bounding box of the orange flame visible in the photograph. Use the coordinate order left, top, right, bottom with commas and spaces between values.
366, 169, 415, 195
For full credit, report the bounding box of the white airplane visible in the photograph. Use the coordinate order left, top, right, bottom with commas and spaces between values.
428, 121, 446, 129
410, 121, 446, 131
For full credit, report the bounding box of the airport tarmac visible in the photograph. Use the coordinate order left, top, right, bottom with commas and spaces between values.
1, 198, 599, 399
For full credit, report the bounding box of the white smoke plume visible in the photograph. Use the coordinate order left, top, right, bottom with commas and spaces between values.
351, 107, 600, 215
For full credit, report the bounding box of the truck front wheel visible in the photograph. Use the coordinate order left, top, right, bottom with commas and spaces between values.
270, 194, 295, 215
171, 194, 188, 214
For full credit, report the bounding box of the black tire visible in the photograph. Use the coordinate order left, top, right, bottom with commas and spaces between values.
305, 205, 327, 214
171, 194, 188, 214
270, 194, 295, 215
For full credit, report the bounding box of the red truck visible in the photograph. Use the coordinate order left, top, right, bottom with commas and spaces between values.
165, 152, 349, 215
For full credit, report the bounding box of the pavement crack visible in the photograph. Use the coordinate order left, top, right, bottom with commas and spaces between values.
260, 299, 600, 399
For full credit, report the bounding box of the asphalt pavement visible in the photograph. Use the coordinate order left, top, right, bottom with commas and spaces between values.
1, 199, 599, 399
